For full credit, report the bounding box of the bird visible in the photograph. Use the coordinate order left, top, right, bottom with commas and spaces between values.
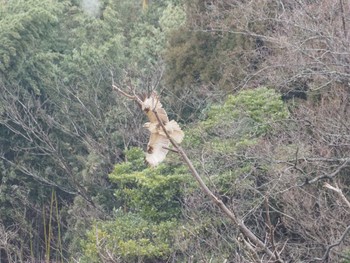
141, 92, 169, 124
143, 122, 170, 167
141, 92, 184, 167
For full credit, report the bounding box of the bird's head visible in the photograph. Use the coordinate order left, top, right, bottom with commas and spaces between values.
141, 91, 159, 112
142, 96, 157, 112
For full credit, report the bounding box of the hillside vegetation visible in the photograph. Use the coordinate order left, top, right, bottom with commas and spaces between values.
0, 0, 349, 262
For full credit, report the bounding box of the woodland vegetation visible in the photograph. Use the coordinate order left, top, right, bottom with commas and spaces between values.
0, 0, 349, 262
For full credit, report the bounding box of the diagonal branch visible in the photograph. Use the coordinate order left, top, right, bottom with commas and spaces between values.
152, 108, 283, 262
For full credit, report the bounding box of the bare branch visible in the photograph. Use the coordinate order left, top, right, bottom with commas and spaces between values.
306, 159, 350, 185
313, 225, 350, 262
323, 182, 350, 209
112, 84, 141, 104
339, 0, 347, 38
162, 146, 179, 153
264, 196, 283, 262
152, 107, 283, 262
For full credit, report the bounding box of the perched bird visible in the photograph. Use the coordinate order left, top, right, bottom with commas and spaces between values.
141, 92, 184, 167
143, 122, 170, 167
141, 92, 169, 124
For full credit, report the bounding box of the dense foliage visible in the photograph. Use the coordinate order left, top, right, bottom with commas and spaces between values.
0, 0, 349, 262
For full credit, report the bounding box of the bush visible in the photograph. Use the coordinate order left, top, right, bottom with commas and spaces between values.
109, 147, 190, 222
80, 213, 178, 263
78, 148, 191, 262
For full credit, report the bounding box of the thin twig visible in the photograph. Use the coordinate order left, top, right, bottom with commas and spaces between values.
112, 84, 141, 103
111, 71, 143, 105
163, 146, 179, 153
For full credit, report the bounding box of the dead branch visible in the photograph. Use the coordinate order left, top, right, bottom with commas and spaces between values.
313, 225, 350, 262
339, 0, 347, 38
313, 180, 350, 261
112, 84, 143, 106
163, 146, 179, 153
323, 182, 350, 209
299, 159, 350, 186
277, 157, 350, 163
152, 108, 283, 262
264, 196, 283, 262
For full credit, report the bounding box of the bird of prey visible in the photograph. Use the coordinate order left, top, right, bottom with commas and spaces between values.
141, 92, 169, 124
141, 92, 184, 167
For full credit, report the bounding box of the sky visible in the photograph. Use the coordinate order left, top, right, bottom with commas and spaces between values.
81, 0, 100, 17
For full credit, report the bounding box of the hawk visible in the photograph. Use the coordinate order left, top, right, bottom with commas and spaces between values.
141, 92, 184, 167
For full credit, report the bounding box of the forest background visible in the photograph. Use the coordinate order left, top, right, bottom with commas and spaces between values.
0, 0, 349, 262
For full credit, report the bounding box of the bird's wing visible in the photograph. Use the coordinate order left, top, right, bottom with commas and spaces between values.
142, 92, 169, 124
160, 120, 185, 144
143, 122, 158, 133
145, 133, 170, 167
